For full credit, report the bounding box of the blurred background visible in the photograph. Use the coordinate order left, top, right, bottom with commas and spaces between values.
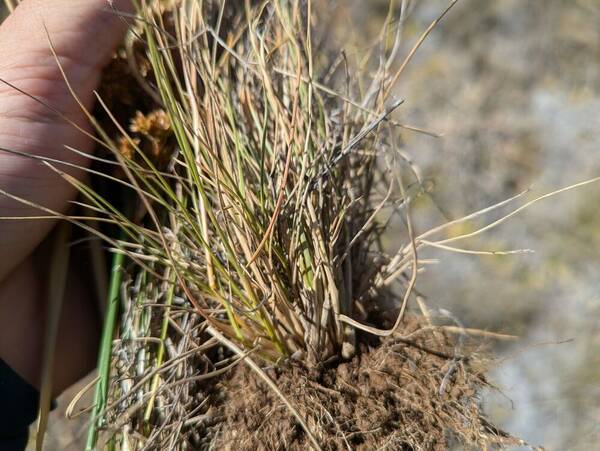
339, 1, 599, 449
2, 1, 598, 449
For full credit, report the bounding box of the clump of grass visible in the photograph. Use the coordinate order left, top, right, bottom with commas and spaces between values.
3, 0, 597, 449
75, 1, 455, 446
119, 0, 394, 363
92, 0, 407, 387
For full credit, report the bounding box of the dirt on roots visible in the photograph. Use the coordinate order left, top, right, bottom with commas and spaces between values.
206, 320, 520, 451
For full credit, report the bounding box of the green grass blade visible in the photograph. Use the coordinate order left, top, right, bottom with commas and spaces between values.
86, 248, 126, 451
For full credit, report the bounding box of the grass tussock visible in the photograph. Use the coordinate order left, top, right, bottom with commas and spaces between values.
72, 1, 517, 448
7, 0, 597, 449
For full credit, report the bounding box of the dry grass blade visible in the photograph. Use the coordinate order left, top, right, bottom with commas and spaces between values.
2, 0, 16, 13
35, 222, 70, 451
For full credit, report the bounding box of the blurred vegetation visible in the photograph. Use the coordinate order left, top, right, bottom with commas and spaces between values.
322, 0, 600, 448
339, 1, 600, 449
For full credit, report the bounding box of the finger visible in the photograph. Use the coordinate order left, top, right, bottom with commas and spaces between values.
0, 0, 132, 280
0, 246, 99, 394
0, 0, 133, 119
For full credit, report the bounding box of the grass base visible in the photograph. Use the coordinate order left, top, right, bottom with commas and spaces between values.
199, 318, 522, 450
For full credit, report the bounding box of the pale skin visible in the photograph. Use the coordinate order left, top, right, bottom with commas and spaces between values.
0, 0, 132, 395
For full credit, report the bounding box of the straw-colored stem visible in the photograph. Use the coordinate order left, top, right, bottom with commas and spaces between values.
36, 222, 70, 451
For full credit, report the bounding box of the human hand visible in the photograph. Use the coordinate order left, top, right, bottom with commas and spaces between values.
0, 0, 131, 395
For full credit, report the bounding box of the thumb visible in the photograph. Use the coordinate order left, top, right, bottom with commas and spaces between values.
0, 0, 133, 280
0, 0, 133, 118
